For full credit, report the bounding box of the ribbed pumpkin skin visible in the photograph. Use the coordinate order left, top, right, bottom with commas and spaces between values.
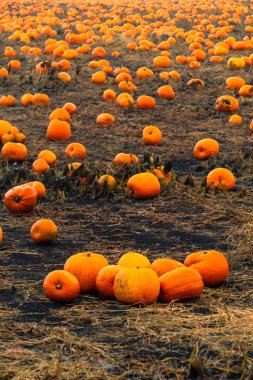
4, 185, 37, 213
151, 258, 184, 277
159, 267, 204, 302
96, 265, 123, 299
43, 270, 80, 303
184, 250, 229, 286
113, 267, 160, 305
64, 252, 109, 293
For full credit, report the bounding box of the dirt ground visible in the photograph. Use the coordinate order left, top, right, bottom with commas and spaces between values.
0, 16, 253, 379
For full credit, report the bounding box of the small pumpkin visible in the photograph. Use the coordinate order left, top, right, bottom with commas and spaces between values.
142, 126, 162, 145
30, 219, 58, 245
46, 119, 71, 140
43, 270, 80, 303
113, 153, 139, 166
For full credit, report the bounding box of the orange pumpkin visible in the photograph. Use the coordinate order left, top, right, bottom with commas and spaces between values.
64, 252, 109, 293
113, 153, 139, 166
96, 265, 123, 299
215, 95, 239, 113
1, 142, 27, 161
151, 258, 184, 277
46, 119, 71, 140
206, 168, 235, 191
4, 185, 37, 213
43, 270, 80, 303
65, 143, 86, 159
142, 126, 162, 145
194, 138, 220, 160
127, 172, 160, 199
159, 267, 204, 302
30, 219, 58, 245
118, 252, 150, 268
136, 95, 156, 110
113, 267, 160, 305
184, 250, 229, 286
32, 159, 50, 174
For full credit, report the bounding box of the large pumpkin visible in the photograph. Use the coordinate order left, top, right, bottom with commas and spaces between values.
127, 172, 160, 199
159, 267, 204, 302
113, 267, 160, 305
4, 185, 37, 213
64, 252, 109, 293
184, 250, 229, 286
1, 142, 27, 161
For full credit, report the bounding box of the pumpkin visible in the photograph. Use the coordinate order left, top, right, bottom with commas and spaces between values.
0, 95, 16, 107
96, 265, 123, 299
32, 159, 50, 174
227, 57, 245, 70
113, 153, 139, 166
33, 93, 50, 106
184, 250, 229, 286
0, 226, 2, 245
159, 267, 204, 302
96, 113, 115, 126
157, 85, 175, 100
21, 93, 34, 107
1, 142, 27, 161
65, 143, 86, 159
116, 93, 134, 108
229, 114, 242, 123
113, 267, 160, 305
63, 103, 77, 114
30, 219, 58, 245
226, 77, 245, 90
187, 78, 205, 89
238, 85, 253, 97
215, 95, 239, 113
46, 119, 71, 140
206, 168, 235, 191
0, 120, 13, 138
4, 185, 37, 213
153, 55, 171, 68
142, 126, 162, 145
98, 175, 117, 190
118, 252, 150, 268
2, 133, 14, 145
136, 67, 154, 80
64, 252, 109, 293
127, 172, 160, 199
103, 89, 116, 101
151, 258, 184, 277
15, 133, 26, 143
43, 270, 80, 303
92, 71, 107, 84
49, 108, 70, 122
38, 150, 57, 165
24, 181, 46, 198
193, 138, 220, 160
136, 95, 156, 110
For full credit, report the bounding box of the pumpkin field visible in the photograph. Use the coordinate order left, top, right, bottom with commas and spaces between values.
0, 0, 253, 378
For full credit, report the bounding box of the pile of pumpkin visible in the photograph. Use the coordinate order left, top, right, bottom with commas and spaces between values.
43, 250, 229, 305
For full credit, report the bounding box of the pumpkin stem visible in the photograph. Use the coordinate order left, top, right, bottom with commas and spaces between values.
14, 196, 21, 203
56, 284, 61, 289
